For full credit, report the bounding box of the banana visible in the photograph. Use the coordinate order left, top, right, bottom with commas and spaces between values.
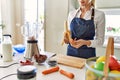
61, 20, 72, 46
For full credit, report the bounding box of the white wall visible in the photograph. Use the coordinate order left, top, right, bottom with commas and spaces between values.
96, 0, 120, 8
44, 0, 68, 54
1, 0, 16, 44
1, 0, 24, 44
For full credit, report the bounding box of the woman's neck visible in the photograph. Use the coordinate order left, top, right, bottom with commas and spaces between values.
79, 4, 92, 18
80, 4, 91, 13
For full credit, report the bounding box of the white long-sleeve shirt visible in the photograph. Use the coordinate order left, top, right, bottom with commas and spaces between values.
68, 7, 105, 48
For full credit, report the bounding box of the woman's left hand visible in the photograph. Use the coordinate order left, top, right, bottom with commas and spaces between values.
70, 39, 91, 48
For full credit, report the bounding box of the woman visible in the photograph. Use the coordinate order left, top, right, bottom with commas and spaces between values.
64, 0, 105, 59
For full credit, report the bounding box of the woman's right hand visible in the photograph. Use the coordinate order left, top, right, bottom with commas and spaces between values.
63, 31, 69, 44
63, 30, 71, 44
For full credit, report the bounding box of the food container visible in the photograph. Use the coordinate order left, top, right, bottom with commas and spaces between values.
85, 37, 120, 80
85, 57, 120, 80
13, 44, 25, 53
2, 34, 13, 62
47, 60, 57, 66
17, 65, 37, 80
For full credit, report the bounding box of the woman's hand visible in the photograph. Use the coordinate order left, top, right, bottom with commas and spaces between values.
70, 39, 91, 48
63, 31, 71, 44
70, 39, 84, 48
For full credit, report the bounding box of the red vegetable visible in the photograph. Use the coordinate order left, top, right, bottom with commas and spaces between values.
20, 60, 34, 66
109, 56, 119, 70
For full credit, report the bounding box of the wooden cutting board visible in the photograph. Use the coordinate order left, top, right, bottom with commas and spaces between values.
51, 54, 86, 69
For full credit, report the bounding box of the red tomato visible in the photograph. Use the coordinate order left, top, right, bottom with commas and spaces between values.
109, 55, 119, 70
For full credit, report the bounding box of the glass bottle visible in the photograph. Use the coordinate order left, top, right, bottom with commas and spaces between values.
2, 34, 13, 62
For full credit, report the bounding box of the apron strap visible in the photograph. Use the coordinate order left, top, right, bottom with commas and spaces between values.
91, 8, 94, 21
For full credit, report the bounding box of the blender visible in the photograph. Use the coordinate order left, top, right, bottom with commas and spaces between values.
21, 22, 47, 63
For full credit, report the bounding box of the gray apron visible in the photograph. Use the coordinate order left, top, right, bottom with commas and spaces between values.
67, 9, 96, 59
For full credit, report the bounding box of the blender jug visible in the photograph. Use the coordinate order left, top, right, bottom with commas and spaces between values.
25, 40, 39, 59
21, 22, 40, 59
21, 22, 39, 40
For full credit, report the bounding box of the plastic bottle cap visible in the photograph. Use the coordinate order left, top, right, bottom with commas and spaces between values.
3, 34, 12, 37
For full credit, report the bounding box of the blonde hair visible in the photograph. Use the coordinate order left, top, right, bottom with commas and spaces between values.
91, 0, 95, 7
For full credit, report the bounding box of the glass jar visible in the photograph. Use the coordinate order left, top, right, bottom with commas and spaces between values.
17, 65, 37, 80
2, 34, 13, 62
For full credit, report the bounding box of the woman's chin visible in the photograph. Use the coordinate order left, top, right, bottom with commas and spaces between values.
80, 5, 86, 8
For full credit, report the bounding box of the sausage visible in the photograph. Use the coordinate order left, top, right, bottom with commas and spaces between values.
42, 66, 59, 75
59, 69, 74, 79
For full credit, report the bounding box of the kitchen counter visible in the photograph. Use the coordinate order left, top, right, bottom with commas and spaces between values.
0, 52, 86, 80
